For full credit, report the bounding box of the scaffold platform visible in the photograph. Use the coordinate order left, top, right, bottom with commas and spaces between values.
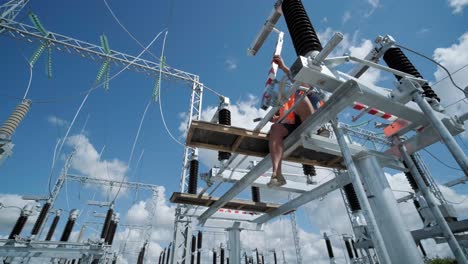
186, 120, 345, 168
170, 192, 292, 214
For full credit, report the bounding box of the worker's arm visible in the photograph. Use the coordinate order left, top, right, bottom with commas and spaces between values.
270, 111, 280, 123
272, 55, 293, 82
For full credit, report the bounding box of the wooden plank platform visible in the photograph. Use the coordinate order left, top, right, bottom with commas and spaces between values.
170, 192, 289, 214
186, 120, 344, 168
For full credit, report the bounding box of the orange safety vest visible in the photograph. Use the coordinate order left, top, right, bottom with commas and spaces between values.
279, 94, 296, 124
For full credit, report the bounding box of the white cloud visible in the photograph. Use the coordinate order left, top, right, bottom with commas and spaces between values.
0, 194, 38, 235
225, 58, 238, 71
448, 0, 468, 13
366, 0, 380, 16
47, 116, 68, 127
113, 186, 175, 264
432, 32, 468, 126
349, 39, 383, 86
66, 134, 129, 198
417, 28, 430, 35
342, 11, 352, 24
317, 28, 382, 86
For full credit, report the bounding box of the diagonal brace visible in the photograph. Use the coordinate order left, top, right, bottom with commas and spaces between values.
197, 80, 363, 224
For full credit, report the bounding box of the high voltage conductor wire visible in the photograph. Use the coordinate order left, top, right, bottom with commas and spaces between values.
47, 29, 167, 199
103, 0, 224, 99
395, 43, 466, 94
158, 31, 185, 147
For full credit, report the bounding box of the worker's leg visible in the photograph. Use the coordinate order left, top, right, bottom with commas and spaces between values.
295, 96, 314, 123
269, 123, 289, 185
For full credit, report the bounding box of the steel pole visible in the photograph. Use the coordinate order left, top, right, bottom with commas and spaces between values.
331, 121, 391, 264
400, 144, 468, 264
413, 93, 468, 175
227, 222, 241, 264
354, 153, 423, 263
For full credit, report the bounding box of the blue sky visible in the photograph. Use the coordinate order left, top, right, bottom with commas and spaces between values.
1, 0, 468, 262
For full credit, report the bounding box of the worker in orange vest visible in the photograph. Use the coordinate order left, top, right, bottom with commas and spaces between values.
267, 55, 327, 187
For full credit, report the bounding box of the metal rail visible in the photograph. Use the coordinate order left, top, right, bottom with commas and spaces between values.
0, 19, 198, 83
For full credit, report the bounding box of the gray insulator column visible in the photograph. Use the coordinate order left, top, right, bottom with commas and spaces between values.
0, 99, 32, 139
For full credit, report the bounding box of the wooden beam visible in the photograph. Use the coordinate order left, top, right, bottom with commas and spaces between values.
170, 192, 289, 214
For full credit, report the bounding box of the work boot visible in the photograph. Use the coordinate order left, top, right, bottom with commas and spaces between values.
267, 174, 286, 187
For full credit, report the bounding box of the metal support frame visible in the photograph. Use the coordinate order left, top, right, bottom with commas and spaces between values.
287, 193, 302, 264
332, 122, 392, 264
171, 77, 204, 264
0, 3, 207, 263
0, 19, 198, 83
227, 222, 241, 264
413, 91, 468, 176
0, 239, 110, 259
400, 144, 468, 264
253, 174, 350, 224
198, 80, 362, 224
353, 152, 423, 263
0, 0, 28, 25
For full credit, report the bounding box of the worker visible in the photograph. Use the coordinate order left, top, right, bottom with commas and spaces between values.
267, 55, 328, 187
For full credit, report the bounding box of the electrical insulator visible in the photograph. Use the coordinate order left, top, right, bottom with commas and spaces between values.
31, 202, 51, 236
351, 239, 359, 258
197, 231, 203, 264
137, 243, 147, 264
383, 47, 440, 102
0, 99, 32, 139
45, 210, 61, 241
8, 204, 33, 240
188, 159, 199, 194
324, 233, 334, 259
161, 248, 166, 264
403, 155, 429, 191
100, 207, 114, 240
191, 235, 197, 264
166, 243, 171, 264
282, 0, 322, 57
220, 247, 225, 264
60, 209, 79, 242
218, 108, 232, 161
106, 214, 119, 245
403, 161, 420, 191
418, 242, 427, 257
302, 164, 316, 176
343, 183, 362, 212
251, 186, 261, 202
344, 239, 354, 259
